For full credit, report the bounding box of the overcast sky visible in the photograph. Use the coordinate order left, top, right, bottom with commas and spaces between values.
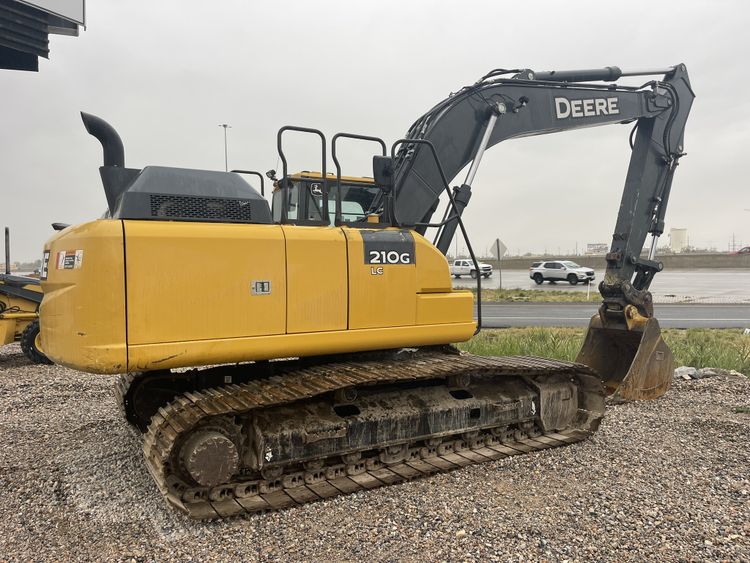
2, 0, 749, 261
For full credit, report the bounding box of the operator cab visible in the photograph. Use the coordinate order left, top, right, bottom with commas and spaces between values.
271, 172, 381, 225
271, 126, 394, 228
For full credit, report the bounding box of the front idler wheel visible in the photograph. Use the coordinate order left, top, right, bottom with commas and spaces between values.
180, 430, 239, 487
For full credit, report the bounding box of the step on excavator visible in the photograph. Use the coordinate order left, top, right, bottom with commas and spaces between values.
39, 64, 693, 519
0, 228, 50, 364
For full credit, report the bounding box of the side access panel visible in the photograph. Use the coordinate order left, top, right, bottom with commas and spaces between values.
344, 229, 417, 329
124, 221, 286, 345
283, 225, 347, 333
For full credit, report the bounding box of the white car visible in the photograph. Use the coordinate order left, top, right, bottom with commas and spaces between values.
450, 259, 493, 279
529, 260, 595, 285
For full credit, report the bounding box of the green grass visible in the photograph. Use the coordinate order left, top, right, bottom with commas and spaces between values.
458, 327, 750, 375
471, 287, 598, 303
665, 329, 750, 375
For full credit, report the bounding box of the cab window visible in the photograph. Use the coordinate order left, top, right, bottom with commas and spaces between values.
271, 180, 320, 223
329, 182, 380, 224
272, 179, 381, 225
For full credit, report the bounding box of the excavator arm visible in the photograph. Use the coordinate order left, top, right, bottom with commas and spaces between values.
387, 64, 694, 400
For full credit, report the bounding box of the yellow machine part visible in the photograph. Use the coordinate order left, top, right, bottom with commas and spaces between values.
41, 219, 475, 374
0, 318, 14, 345
125, 221, 287, 344
0, 279, 42, 344
0, 313, 38, 344
40, 220, 128, 372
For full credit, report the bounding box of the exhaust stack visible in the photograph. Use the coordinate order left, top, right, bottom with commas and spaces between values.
80, 112, 125, 167
80, 112, 139, 214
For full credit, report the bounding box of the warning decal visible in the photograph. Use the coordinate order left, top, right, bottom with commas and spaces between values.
56, 250, 84, 270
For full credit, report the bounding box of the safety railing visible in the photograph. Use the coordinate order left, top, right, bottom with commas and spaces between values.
389, 138, 483, 333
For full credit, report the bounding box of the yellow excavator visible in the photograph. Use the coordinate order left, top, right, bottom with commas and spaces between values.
40, 65, 693, 519
0, 228, 50, 364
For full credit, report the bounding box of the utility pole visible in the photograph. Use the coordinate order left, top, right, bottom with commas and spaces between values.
4, 227, 10, 275
218, 123, 232, 171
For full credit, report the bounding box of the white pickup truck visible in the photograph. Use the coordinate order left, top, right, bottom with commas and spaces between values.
450, 259, 493, 279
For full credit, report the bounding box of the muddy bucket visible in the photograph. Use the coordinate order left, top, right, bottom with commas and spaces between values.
576, 310, 673, 401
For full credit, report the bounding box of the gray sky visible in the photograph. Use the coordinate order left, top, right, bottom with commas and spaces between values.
2, 0, 749, 261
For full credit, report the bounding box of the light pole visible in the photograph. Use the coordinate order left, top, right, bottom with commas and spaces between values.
218, 123, 231, 171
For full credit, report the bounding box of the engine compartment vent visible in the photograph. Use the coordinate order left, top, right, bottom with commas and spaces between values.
149, 194, 253, 221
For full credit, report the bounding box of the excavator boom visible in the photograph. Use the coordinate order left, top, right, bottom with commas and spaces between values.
385, 64, 694, 399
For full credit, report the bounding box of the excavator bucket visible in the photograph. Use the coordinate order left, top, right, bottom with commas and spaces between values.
576, 311, 673, 401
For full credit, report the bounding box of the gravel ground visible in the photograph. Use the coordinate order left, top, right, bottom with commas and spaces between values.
1, 343, 748, 562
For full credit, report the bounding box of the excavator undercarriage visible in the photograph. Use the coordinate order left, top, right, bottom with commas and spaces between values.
120, 347, 604, 518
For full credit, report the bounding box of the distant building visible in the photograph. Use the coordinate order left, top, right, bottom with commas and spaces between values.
669, 228, 689, 253
586, 243, 609, 255
0, 0, 85, 71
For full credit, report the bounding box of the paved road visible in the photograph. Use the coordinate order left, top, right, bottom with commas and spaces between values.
477, 302, 750, 329
455, 269, 750, 303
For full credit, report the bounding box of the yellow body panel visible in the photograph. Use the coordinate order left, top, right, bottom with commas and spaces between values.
124, 221, 286, 344
41, 220, 476, 374
40, 220, 127, 372
415, 236, 454, 294
345, 229, 417, 329
416, 293, 473, 326
128, 322, 475, 372
283, 225, 347, 333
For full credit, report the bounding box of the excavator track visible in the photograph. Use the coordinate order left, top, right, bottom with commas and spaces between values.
135, 348, 605, 519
